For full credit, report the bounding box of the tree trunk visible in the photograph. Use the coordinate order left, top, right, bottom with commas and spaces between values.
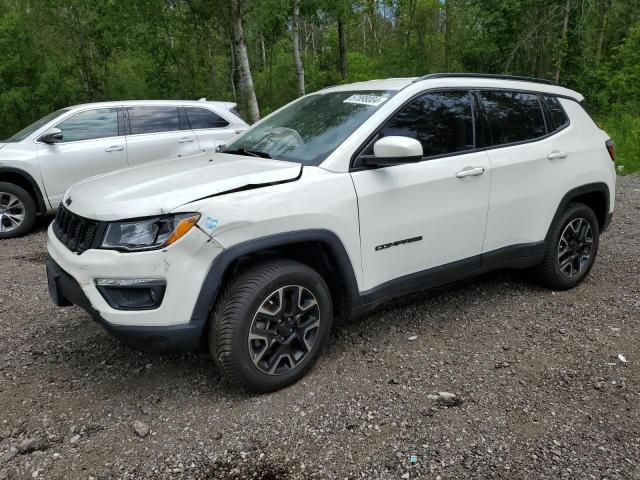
228, 31, 237, 100
292, 0, 305, 96
229, 0, 260, 123
405, 0, 416, 48
337, 15, 347, 80
555, 0, 571, 83
595, 0, 610, 66
444, 0, 451, 70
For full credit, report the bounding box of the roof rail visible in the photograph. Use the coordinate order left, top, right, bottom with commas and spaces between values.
413, 73, 558, 86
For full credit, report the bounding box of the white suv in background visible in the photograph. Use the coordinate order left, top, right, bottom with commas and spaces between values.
0, 100, 247, 238
46, 74, 616, 392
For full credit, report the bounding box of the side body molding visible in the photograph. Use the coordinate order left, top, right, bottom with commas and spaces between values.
189, 229, 361, 326
188, 183, 612, 333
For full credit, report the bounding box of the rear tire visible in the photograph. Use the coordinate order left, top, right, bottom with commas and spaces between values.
209, 259, 333, 392
534, 202, 600, 290
0, 182, 36, 239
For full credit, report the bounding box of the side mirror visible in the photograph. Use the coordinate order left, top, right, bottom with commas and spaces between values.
362, 136, 423, 167
40, 127, 63, 144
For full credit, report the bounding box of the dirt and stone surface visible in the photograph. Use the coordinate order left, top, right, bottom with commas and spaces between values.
0, 176, 639, 479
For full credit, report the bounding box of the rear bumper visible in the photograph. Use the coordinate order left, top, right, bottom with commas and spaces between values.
46, 256, 203, 353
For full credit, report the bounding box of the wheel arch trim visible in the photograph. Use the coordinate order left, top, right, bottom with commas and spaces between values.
546, 182, 610, 241
189, 229, 361, 326
0, 167, 48, 213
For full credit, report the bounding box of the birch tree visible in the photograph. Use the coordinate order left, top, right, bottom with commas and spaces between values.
229, 0, 260, 122
292, 0, 305, 96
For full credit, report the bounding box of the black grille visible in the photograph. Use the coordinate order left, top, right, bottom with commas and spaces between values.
53, 207, 101, 254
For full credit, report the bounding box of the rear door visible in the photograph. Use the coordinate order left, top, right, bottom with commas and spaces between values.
480, 90, 570, 253
184, 106, 239, 153
124, 105, 201, 166
351, 90, 491, 292
36, 107, 128, 207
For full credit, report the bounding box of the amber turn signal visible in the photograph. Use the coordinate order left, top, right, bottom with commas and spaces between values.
164, 214, 201, 247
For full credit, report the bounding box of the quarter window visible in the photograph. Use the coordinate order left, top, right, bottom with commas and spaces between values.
542, 95, 569, 131
55, 108, 119, 143
480, 91, 547, 145
376, 91, 475, 158
128, 106, 181, 135
184, 107, 230, 129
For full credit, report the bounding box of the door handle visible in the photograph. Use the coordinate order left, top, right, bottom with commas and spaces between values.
456, 166, 485, 178
547, 151, 568, 160
178, 137, 194, 143
104, 145, 124, 152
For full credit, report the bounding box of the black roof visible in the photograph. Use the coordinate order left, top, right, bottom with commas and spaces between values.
413, 73, 558, 86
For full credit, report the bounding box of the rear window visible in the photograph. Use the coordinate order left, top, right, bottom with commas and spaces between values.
128, 106, 181, 135
541, 95, 569, 131
184, 107, 230, 129
480, 91, 547, 146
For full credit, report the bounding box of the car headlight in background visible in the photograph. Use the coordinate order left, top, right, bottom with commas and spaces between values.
101, 213, 201, 251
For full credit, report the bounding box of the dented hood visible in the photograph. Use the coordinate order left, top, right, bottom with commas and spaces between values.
65, 152, 302, 221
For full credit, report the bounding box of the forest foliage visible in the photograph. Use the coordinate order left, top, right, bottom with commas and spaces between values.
0, 0, 639, 171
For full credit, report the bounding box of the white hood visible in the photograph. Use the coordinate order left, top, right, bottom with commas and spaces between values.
0, 143, 7, 151
64, 152, 302, 221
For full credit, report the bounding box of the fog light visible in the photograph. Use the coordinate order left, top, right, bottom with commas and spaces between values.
95, 278, 166, 310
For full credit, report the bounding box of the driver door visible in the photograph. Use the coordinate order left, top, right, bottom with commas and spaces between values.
36, 107, 128, 207
351, 90, 491, 292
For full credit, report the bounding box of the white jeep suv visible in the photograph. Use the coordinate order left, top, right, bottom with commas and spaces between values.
0, 100, 247, 238
46, 74, 616, 392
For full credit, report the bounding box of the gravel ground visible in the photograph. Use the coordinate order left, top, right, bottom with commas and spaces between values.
0, 176, 639, 480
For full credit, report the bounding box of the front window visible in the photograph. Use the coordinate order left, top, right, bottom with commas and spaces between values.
224, 90, 397, 165
374, 90, 475, 157
55, 108, 119, 142
4, 108, 71, 142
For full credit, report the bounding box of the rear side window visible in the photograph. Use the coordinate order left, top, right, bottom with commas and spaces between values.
378, 90, 475, 157
480, 91, 547, 145
230, 107, 245, 122
55, 108, 119, 142
184, 107, 230, 129
541, 95, 569, 131
128, 106, 181, 135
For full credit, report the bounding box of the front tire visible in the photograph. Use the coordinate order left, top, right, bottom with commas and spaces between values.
534, 202, 600, 290
0, 182, 36, 239
209, 259, 333, 392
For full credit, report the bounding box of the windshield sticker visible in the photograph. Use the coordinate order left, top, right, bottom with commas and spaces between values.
343, 94, 388, 106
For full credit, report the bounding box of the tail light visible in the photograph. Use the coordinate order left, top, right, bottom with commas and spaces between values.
605, 139, 615, 162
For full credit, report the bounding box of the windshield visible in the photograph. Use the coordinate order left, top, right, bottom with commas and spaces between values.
4, 108, 71, 142
224, 90, 396, 165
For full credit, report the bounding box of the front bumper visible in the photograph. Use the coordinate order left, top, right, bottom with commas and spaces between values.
46, 223, 222, 353
46, 256, 203, 353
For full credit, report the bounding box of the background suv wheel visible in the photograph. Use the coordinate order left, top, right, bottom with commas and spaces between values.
535, 202, 600, 290
0, 182, 36, 239
209, 259, 333, 392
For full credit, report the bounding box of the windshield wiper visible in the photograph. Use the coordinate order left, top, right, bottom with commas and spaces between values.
223, 148, 271, 159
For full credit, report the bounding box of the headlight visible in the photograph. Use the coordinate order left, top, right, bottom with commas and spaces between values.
101, 213, 201, 252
